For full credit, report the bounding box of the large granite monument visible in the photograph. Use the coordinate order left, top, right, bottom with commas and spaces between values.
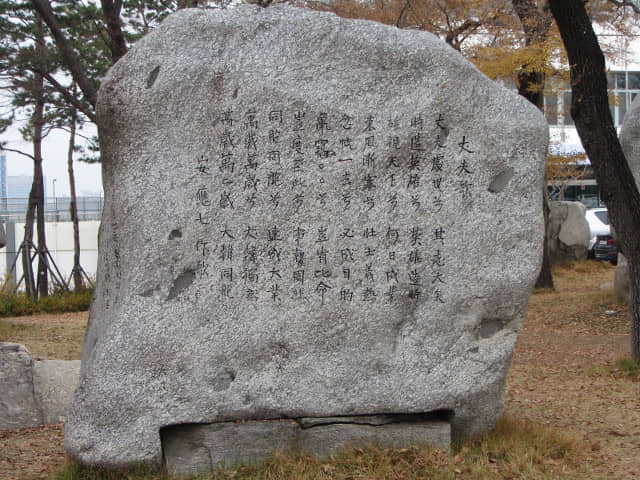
65, 5, 548, 473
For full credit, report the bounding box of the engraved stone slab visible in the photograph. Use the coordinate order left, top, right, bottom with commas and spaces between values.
65, 4, 547, 469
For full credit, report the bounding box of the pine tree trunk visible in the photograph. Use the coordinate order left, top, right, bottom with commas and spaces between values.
34, 17, 48, 298
67, 95, 83, 292
511, 0, 554, 289
22, 191, 36, 297
549, 0, 640, 363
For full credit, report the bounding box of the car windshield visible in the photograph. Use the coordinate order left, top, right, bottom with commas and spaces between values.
595, 211, 609, 225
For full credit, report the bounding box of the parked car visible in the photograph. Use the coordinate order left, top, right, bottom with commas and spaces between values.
585, 207, 617, 264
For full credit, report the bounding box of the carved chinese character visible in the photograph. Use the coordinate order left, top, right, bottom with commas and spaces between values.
316, 112, 331, 133
219, 191, 234, 209
219, 244, 233, 262
340, 248, 355, 264
243, 174, 260, 192
458, 135, 474, 153
269, 110, 283, 123
196, 186, 211, 207
411, 114, 424, 130
340, 288, 353, 302
340, 114, 354, 130
456, 159, 474, 175
386, 268, 399, 283
362, 287, 377, 302
316, 281, 332, 305
267, 246, 282, 263
244, 109, 258, 129
196, 239, 209, 256
267, 226, 282, 242
220, 224, 235, 239
316, 226, 329, 243
221, 110, 234, 126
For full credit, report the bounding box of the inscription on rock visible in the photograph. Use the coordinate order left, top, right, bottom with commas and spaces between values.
186, 108, 470, 307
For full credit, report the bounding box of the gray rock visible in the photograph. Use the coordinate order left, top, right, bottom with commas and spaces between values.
620, 94, 640, 190
615, 253, 630, 303
547, 201, 589, 264
0, 343, 42, 429
32, 360, 81, 424
163, 420, 298, 476
65, 5, 548, 470
0, 343, 81, 430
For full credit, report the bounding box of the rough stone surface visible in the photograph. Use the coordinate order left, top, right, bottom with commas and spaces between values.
296, 419, 450, 458
0, 343, 42, 429
620, 94, 640, 189
163, 420, 298, 476
547, 201, 589, 264
66, 5, 548, 469
32, 360, 81, 424
616, 95, 640, 300
163, 417, 450, 476
0, 343, 80, 430
614, 253, 630, 303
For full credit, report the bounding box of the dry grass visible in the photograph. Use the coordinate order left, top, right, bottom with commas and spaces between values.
0, 311, 88, 360
50, 415, 583, 480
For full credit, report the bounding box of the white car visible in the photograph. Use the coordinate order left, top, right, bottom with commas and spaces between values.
585, 207, 610, 252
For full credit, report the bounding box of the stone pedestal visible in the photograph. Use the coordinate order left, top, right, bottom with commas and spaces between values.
162, 415, 450, 476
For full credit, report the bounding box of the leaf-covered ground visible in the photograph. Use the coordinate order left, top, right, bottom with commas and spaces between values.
0, 261, 638, 479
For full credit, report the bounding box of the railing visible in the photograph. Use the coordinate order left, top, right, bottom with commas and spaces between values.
0, 196, 104, 222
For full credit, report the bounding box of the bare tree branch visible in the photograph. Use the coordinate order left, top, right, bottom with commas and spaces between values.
396, 0, 411, 28
0, 145, 36, 161
40, 72, 97, 123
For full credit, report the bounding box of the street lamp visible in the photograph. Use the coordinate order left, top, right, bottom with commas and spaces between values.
52, 178, 57, 221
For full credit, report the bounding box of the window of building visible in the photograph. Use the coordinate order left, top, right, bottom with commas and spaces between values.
544, 70, 640, 127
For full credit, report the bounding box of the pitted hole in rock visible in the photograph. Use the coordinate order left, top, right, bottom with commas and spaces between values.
488, 167, 514, 193
169, 228, 182, 240
146, 66, 160, 89
140, 287, 158, 298
167, 269, 196, 301
209, 369, 236, 392
477, 318, 507, 339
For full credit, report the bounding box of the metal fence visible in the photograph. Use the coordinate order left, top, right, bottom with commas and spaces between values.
0, 196, 104, 222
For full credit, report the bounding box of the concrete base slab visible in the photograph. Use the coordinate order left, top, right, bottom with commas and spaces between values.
162, 415, 450, 477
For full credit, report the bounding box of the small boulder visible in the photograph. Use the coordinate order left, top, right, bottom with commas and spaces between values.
548, 201, 589, 264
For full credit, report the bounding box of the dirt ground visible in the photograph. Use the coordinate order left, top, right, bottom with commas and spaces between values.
0, 263, 639, 479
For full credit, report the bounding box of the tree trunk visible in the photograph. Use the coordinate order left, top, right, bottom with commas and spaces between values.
34, 16, 48, 299
100, 0, 128, 63
511, 0, 554, 289
22, 187, 36, 297
549, 0, 640, 363
67, 93, 83, 292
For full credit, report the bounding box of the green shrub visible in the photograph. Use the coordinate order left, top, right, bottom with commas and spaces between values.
0, 288, 93, 318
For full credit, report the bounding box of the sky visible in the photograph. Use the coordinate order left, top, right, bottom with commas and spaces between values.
2, 122, 103, 198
